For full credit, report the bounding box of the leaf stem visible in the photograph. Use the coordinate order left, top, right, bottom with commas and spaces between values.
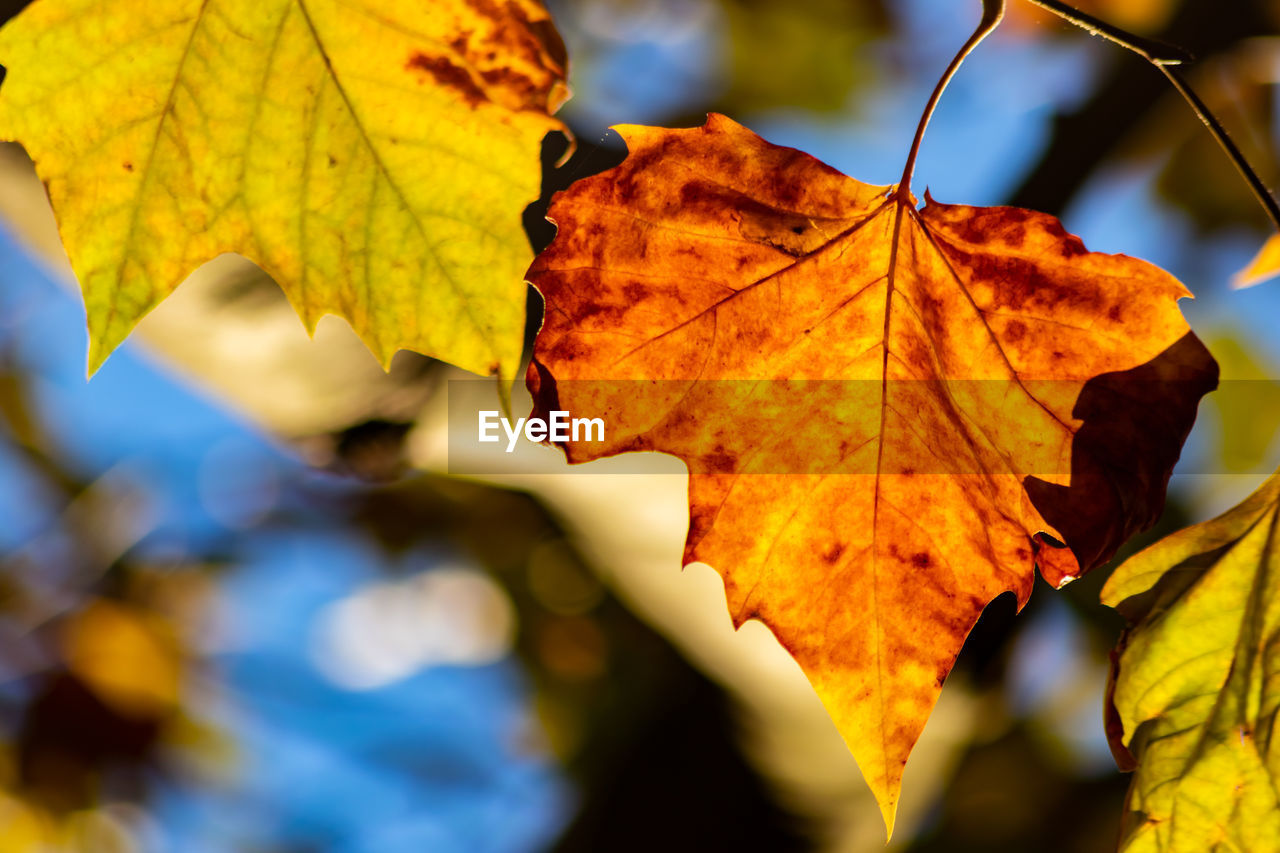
899, 0, 1006, 195
1025, 0, 1280, 234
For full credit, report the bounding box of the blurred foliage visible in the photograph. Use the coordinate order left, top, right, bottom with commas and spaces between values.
1007, 0, 1277, 229
1200, 329, 1280, 473
907, 726, 1130, 853
548, 0, 888, 127
1153, 44, 1280, 233
0, 362, 221, 848
346, 478, 810, 852
716, 0, 888, 114
1235, 231, 1280, 287
1007, 0, 1180, 33
0, 343, 808, 850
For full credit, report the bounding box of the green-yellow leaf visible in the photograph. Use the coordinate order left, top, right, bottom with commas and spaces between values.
1102, 470, 1280, 853
0, 0, 568, 378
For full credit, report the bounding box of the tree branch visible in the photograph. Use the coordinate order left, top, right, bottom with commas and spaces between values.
1024, 0, 1280, 234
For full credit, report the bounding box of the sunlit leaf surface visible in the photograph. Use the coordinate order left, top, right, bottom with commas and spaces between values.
1104, 469, 1280, 853
0, 0, 568, 377
527, 113, 1215, 832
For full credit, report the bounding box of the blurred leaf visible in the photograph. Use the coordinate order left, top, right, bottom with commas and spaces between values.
1235, 232, 1280, 287
61, 600, 183, 720
1152, 46, 1279, 234
0, 0, 568, 378
1201, 330, 1280, 473
1102, 469, 1280, 853
0, 794, 46, 852
717, 0, 886, 114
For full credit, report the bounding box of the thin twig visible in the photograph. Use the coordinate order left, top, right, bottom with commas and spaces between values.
1024, 0, 1190, 63
1157, 64, 1280, 233
1025, 0, 1280, 233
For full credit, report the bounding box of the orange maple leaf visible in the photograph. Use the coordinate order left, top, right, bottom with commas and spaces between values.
526, 113, 1216, 831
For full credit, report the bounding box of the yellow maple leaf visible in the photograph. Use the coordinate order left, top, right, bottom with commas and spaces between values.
0, 0, 568, 378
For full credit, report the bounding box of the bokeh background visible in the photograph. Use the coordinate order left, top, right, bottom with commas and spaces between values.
0, 0, 1279, 850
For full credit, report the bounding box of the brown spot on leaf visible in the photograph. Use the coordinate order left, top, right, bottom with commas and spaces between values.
911, 552, 931, 568
480, 67, 540, 107
404, 51, 487, 108
702, 449, 735, 473
622, 282, 648, 304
